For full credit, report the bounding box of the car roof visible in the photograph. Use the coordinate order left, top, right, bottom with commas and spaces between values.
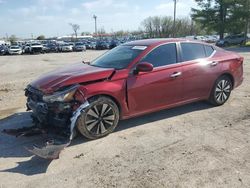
123, 38, 204, 47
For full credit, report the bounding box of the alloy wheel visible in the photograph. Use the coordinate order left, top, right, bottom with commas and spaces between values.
85, 103, 115, 135
215, 79, 231, 104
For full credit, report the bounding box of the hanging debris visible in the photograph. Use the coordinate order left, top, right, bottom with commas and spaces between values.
2, 101, 89, 159
26, 142, 70, 160
24, 101, 90, 159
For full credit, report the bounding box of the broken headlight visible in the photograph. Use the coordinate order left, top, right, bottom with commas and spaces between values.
43, 85, 79, 103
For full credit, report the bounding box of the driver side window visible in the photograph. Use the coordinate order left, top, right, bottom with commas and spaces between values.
141, 43, 177, 68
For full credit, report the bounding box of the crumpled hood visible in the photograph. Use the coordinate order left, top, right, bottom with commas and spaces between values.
30, 62, 115, 94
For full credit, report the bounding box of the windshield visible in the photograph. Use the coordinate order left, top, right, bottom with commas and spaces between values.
10, 46, 20, 49
75, 43, 83, 45
90, 45, 145, 69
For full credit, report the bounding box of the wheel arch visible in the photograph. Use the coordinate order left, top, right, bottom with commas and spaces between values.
87, 94, 122, 115
219, 72, 235, 88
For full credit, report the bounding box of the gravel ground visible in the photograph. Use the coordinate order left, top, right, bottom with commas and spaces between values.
0, 49, 250, 188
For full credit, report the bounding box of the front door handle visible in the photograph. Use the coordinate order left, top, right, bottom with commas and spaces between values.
170, 72, 182, 78
211, 61, 218, 66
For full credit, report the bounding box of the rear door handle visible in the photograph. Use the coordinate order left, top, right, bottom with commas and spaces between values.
170, 72, 182, 78
211, 61, 218, 66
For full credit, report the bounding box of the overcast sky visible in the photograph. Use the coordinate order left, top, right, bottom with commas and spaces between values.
0, 0, 198, 38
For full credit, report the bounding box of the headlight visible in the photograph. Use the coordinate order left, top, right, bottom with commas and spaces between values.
43, 85, 79, 103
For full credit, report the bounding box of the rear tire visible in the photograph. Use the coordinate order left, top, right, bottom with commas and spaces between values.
77, 96, 119, 139
209, 75, 233, 106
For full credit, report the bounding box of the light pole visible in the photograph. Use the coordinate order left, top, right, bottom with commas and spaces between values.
93, 15, 97, 35
173, 0, 177, 37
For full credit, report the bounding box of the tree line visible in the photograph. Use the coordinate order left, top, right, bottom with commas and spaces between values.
191, 0, 250, 40
141, 0, 250, 41
141, 16, 203, 38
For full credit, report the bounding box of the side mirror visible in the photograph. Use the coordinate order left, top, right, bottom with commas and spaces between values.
134, 62, 153, 74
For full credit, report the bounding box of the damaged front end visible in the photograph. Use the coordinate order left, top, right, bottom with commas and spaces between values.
21, 84, 89, 159
3, 63, 116, 159
25, 84, 81, 131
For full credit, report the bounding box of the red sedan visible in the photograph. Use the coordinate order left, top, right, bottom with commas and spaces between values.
25, 39, 244, 139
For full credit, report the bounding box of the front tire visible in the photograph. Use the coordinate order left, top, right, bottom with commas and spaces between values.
77, 96, 119, 139
209, 75, 233, 106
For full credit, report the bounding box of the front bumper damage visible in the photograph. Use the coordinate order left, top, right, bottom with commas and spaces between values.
26, 101, 89, 159
3, 85, 89, 159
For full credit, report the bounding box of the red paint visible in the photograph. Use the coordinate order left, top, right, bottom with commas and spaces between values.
30, 62, 114, 94
30, 39, 244, 119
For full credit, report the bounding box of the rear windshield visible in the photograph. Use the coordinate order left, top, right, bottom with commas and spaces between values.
90, 45, 145, 69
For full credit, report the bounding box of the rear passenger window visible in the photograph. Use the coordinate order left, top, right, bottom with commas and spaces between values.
142, 43, 177, 67
181, 43, 206, 61
204, 45, 214, 57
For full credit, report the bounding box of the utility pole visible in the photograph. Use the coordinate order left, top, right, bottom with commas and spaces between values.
93, 15, 97, 35
244, 0, 249, 44
173, 0, 177, 37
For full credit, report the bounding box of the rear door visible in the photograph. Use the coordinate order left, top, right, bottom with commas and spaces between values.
180, 43, 221, 101
127, 43, 183, 115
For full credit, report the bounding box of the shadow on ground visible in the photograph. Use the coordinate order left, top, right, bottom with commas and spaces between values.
0, 101, 212, 176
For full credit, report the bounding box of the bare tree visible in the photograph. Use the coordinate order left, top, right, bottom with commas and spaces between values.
36, 35, 45, 40
161, 16, 173, 37
98, 27, 106, 35
142, 17, 154, 38
141, 16, 203, 38
152, 16, 161, 37
69, 23, 80, 41
8, 35, 17, 44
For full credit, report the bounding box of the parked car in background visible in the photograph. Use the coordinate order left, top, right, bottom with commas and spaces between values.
0, 45, 8, 55
85, 41, 92, 49
68, 42, 74, 49
43, 43, 58, 53
26, 38, 243, 140
24, 43, 43, 54
73, 42, 86, 51
89, 42, 96, 49
59, 43, 73, 52
194, 36, 206, 42
204, 35, 219, 43
95, 41, 110, 50
109, 40, 121, 49
216, 34, 247, 46
8, 45, 22, 55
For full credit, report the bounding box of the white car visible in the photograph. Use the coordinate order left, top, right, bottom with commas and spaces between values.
60, 44, 73, 52
8, 46, 22, 55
